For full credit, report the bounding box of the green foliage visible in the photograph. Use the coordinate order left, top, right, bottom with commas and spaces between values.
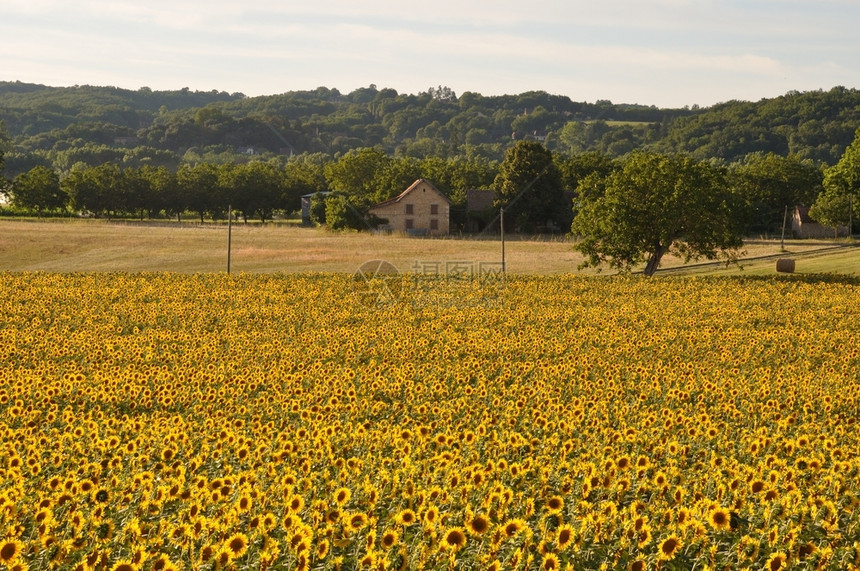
809, 188, 852, 231
62, 162, 121, 216
308, 192, 328, 225
810, 126, 860, 230
137, 165, 177, 218
556, 151, 617, 198
324, 147, 391, 206
822, 126, 860, 197
177, 163, 223, 222
10, 165, 66, 216
729, 153, 823, 233
653, 86, 860, 163
0, 120, 8, 182
323, 193, 372, 231
572, 151, 744, 276
494, 141, 568, 232
4, 83, 860, 170
220, 161, 284, 223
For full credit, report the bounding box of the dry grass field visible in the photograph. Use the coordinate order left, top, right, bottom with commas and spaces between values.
0, 219, 857, 275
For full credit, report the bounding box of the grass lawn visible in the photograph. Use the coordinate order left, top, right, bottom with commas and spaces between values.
0, 219, 857, 276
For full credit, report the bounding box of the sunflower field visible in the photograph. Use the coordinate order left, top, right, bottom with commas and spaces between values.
1, 271, 860, 571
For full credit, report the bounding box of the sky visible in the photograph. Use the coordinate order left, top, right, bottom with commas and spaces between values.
2, 0, 859, 109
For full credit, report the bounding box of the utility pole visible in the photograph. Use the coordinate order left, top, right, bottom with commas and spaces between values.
500, 207, 506, 273
780, 205, 788, 251
227, 204, 232, 274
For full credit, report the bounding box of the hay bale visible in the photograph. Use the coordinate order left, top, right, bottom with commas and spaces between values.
776, 258, 795, 273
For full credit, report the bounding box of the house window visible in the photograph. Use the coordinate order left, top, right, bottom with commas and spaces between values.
405, 204, 414, 215
430, 204, 439, 215
405, 218, 414, 229
430, 219, 439, 231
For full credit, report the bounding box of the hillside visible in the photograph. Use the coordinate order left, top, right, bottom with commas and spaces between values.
2, 82, 859, 176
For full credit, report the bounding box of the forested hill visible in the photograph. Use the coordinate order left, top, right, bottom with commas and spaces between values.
1, 81, 859, 176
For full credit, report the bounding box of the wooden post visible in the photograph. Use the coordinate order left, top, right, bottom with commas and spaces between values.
780, 205, 788, 251
500, 207, 506, 274
227, 204, 232, 274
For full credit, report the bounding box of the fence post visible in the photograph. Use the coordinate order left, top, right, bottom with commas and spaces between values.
227, 204, 232, 274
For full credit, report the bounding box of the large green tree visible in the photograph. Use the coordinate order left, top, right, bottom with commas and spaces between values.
0, 121, 7, 200
730, 152, 823, 233
222, 161, 284, 223
810, 126, 860, 233
571, 151, 744, 276
177, 163, 223, 223
556, 151, 616, 203
493, 141, 567, 232
139, 165, 178, 218
11, 165, 66, 216
324, 147, 392, 207
62, 162, 126, 218
0, 148, 5, 202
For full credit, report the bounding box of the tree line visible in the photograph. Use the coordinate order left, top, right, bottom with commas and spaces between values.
3, 130, 856, 235
0, 150, 498, 225
3, 83, 860, 180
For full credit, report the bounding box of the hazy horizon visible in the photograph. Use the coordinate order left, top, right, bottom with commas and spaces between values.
3, 0, 860, 109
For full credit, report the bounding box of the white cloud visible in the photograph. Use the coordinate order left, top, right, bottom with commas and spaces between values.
2, 0, 858, 107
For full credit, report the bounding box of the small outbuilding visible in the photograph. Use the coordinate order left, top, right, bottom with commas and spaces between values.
369, 179, 450, 236
300, 192, 331, 225
791, 206, 849, 238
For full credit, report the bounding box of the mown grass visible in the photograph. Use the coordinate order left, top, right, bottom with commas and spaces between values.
0, 219, 856, 275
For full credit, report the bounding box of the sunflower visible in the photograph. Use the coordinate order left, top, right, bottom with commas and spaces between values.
798, 542, 817, 559
287, 495, 305, 513
213, 548, 231, 569
283, 513, 302, 530
380, 529, 399, 550
466, 514, 490, 536
236, 493, 252, 512
540, 553, 560, 570
316, 539, 329, 559
657, 535, 682, 561
629, 560, 646, 571
396, 509, 417, 526
766, 551, 787, 570
348, 512, 369, 532
636, 525, 652, 549
199, 545, 216, 564
359, 552, 377, 567
150, 555, 174, 571
440, 527, 467, 551
109, 562, 138, 571
0, 539, 23, 564
223, 532, 249, 560
334, 487, 352, 506
262, 512, 278, 531
556, 524, 575, 550
545, 496, 564, 515
708, 507, 732, 531
767, 526, 779, 546
423, 506, 439, 527
502, 518, 527, 538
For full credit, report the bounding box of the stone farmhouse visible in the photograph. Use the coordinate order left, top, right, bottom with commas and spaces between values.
369, 179, 450, 236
